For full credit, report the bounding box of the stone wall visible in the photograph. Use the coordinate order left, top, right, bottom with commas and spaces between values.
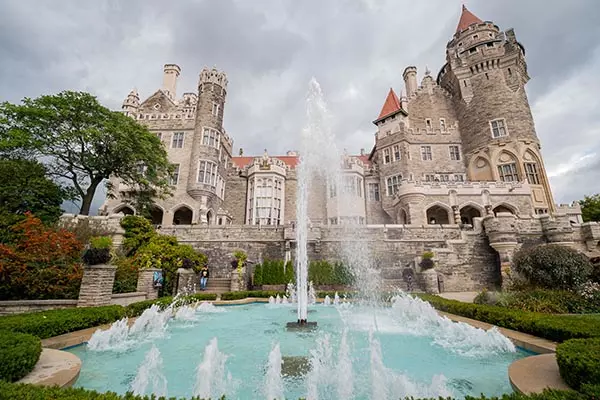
0, 300, 77, 316
110, 292, 147, 306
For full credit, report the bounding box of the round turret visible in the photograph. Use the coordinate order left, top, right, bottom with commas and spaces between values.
186, 67, 230, 223
121, 89, 139, 115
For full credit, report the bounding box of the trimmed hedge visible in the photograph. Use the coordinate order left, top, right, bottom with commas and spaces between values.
220, 290, 285, 300
124, 293, 218, 317
556, 338, 600, 390
0, 305, 125, 339
0, 331, 41, 382
0, 381, 597, 400
419, 294, 600, 342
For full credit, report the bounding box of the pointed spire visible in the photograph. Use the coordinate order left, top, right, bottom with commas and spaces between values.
377, 88, 402, 120
456, 4, 483, 33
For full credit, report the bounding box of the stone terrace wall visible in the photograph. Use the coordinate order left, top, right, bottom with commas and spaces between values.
0, 300, 78, 316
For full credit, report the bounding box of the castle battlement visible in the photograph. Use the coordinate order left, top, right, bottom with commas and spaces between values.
199, 67, 228, 89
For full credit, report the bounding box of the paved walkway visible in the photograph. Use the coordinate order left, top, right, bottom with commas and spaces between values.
438, 291, 478, 303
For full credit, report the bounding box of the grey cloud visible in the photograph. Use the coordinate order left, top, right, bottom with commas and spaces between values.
1, 0, 599, 212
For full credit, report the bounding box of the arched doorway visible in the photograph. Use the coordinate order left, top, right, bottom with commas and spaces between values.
493, 204, 515, 216
114, 205, 135, 215
149, 207, 164, 225
460, 205, 482, 225
426, 205, 451, 225
398, 208, 409, 224
206, 210, 213, 225
173, 206, 193, 225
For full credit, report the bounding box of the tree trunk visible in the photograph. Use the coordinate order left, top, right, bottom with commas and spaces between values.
79, 179, 101, 216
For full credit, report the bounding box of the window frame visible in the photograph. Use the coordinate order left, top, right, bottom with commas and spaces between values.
170, 163, 180, 185
497, 162, 519, 182
421, 145, 432, 161
490, 119, 508, 138
393, 145, 401, 162
197, 160, 218, 187
383, 148, 391, 164
171, 132, 185, 148
368, 183, 380, 201
386, 174, 402, 196
449, 145, 461, 161
524, 162, 540, 185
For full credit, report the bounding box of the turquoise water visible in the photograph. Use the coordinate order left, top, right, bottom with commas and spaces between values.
69, 301, 528, 399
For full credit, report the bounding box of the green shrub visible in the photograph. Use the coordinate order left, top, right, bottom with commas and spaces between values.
124, 293, 218, 317
0, 381, 595, 399
253, 264, 263, 286
0, 305, 125, 339
0, 331, 41, 382
285, 260, 295, 285
112, 256, 139, 294
308, 260, 354, 286
220, 290, 285, 300
120, 215, 156, 256
419, 294, 600, 342
89, 236, 112, 250
556, 338, 600, 390
132, 235, 207, 296
501, 289, 600, 314
512, 244, 593, 290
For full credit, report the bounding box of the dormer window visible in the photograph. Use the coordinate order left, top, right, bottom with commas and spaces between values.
153, 103, 160, 110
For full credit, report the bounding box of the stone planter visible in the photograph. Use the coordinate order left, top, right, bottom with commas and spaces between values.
136, 268, 162, 300
420, 268, 439, 294
77, 264, 117, 307
176, 268, 197, 295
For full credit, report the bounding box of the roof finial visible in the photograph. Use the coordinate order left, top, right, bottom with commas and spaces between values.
425, 65, 431, 76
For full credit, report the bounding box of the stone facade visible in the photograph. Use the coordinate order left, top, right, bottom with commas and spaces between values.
89, 6, 597, 292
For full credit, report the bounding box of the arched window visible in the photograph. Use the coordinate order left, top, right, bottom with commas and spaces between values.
426, 205, 451, 225
173, 206, 193, 225
460, 205, 482, 225
114, 205, 135, 215
497, 152, 519, 182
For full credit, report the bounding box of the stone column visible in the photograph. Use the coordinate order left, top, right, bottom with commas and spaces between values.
420, 268, 439, 294
77, 265, 117, 307
483, 213, 519, 290
176, 268, 197, 295
136, 268, 162, 300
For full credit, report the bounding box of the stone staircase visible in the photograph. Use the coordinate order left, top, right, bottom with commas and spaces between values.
203, 277, 231, 294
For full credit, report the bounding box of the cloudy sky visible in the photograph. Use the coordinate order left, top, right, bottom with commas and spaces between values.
1, 0, 599, 213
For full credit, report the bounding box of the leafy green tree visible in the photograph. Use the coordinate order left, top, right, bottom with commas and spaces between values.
0, 91, 172, 215
579, 194, 600, 222
0, 159, 71, 243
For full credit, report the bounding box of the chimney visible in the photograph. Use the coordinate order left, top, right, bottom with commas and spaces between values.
162, 64, 181, 100
402, 66, 418, 96
360, 148, 365, 156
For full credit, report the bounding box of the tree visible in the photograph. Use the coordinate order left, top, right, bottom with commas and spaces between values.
579, 194, 600, 222
0, 91, 172, 215
0, 159, 71, 243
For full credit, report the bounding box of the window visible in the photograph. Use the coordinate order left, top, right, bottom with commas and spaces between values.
197, 160, 218, 186
386, 175, 402, 196
368, 183, 380, 201
425, 174, 436, 182
212, 103, 220, 116
440, 119, 446, 132
171, 132, 184, 148
425, 119, 432, 130
338, 176, 362, 197
497, 163, 518, 182
535, 208, 549, 215
383, 148, 391, 164
202, 128, 220, 148
421, 146, 432, 161
155, 132, 162, 141
486, 42, 494, 48
248, 177, 284, 225
393, 145, 401, 161
524, 163, 540, 185
490, 119, 507, 138
170, 164, 180, 185
440, 174, 450, 182
449, 145, 461, 161
469, 48, 477, 54
473, 34, 479, 40
454, 174, 464, 182
508, 68, 512, 76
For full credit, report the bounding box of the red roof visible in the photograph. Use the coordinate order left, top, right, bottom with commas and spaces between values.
456, 5, 483, 33
377, 88, 402, 120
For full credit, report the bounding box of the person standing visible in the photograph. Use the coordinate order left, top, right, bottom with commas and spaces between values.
200, 265, 210, 290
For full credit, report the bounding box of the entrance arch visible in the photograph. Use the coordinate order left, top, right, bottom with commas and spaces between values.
492, 203, 516, 216
173, 206, 193, 225
460, 205, 482, 225
149, 207, 164, 225
114, 205, 135, 215
426, 204, 452, 225
206, 210, 213, 225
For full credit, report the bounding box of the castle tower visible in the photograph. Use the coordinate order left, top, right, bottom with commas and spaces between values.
438, 5, 555, 213
402, 66, 418, 97
121, 88, 139, 117
186, 67, 229, 224
162, 64, 181, 100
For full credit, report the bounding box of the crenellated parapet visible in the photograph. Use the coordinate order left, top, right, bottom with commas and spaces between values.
539, 213, 574, 244
199, 67, 228, 89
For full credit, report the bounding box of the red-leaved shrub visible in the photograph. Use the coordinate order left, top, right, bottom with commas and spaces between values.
0, 213, 83, 300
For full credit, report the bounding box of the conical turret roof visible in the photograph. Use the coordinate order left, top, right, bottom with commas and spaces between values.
456, 5, 483, 33
377, 88, 402, 120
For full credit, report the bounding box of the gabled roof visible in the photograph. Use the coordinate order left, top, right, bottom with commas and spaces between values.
373, 88, 406, 124
138, 89, 178, 112
456, 5, 483, 33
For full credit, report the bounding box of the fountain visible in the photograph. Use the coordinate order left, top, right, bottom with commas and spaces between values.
323, 295, 331, 305
131, 345, 168, 397
264, 343, 284, 400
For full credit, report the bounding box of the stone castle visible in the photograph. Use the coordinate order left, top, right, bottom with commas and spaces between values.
96, 6, 597, 292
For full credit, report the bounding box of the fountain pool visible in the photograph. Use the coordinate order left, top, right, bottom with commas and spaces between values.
68, 295, 528, 399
